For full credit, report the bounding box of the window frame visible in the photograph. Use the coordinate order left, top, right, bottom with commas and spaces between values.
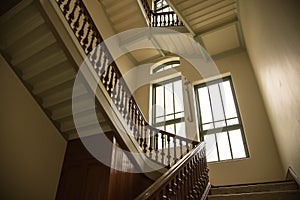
152, 76, 185, 135
152, 60, 180, 74
153, 0, 173, 13
194, 76, 249, 162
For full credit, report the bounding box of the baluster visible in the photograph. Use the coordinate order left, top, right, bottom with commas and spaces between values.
82, 25, 92, 53
73, 5, 82, 33
62, 0, 71, 15
104, 64, 111, 90
134, 108, 138, 139
173, 137, 177, 163
161, 132, 165, 165
172, 13, 175, 26
67, 0, 77, 24
115, 78, 121, 108
87, 33, 96, 54
155, 131, 159, 161
186, 141, 189, 153
180, 139, 183, 158
167, 135, 171, 166
143, 122, 148, 153
149, 128, 153, 159
78, 18, 87, 45
127, 97, 132, 125
123, 90, 128, 118
130, 100, 134, 130
108, 67, 115, 96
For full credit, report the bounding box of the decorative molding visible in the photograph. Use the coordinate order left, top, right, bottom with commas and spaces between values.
286, 167, 300, 188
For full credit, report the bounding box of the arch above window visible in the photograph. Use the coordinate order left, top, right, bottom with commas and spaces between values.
152, 60, 180, 74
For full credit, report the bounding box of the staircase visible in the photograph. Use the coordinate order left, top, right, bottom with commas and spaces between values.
208, 181, 300, 200
0, 0, 112, 140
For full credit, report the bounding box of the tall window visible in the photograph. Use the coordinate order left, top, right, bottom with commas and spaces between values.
152, 77, 185, 137
195, 76, 248, 162
154, 0, 173, 13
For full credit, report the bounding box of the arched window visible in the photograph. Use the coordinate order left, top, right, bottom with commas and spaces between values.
152, 60, 180, 73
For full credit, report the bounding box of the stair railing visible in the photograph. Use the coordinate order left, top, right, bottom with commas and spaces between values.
135, 142, 209, 199
138, 0, 184, 27
55, 0, 197, 166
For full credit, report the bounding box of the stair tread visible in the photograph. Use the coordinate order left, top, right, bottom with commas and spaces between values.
210, 181, 298, 194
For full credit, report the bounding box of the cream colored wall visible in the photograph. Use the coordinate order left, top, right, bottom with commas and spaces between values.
134, 51, 284, 185
0, 55, 66, 199
208, 51, 283, 185
239, 0, 300, 179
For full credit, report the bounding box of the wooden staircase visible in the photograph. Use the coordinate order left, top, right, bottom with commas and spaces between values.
208, 181, 300, 200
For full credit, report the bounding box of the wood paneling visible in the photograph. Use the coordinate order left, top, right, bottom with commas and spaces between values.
56, 132, 154, 200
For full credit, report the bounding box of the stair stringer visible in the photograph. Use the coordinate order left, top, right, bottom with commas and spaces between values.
39, 0, 167, 180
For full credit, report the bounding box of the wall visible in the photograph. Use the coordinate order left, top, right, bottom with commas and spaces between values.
208, 51, 283, 185
0, 55, 66, 199
133, 51, 284, 185
239, 0, 300, 179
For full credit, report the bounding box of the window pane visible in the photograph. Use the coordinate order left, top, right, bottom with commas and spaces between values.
175, 122, 185, 137
174, 80, 183, 113
166, 124, 175, 134
215, 120, 226, 128
155, 85, 164, 117
175, 112, 184, 119
216, 132, 232, 160
204, 134, 218, 162
165, 83, 174, 115
202, 123, 213, 130
227, 118, 239, 126
209, 84, 225, 122
229, 129, 246, 159
220, 81, 237, 119
155, 116, 164, 123
198, 87, 213, 124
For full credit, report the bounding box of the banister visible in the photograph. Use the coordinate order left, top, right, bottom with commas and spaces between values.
55, 0, 197, 167
135, 142, 209, 199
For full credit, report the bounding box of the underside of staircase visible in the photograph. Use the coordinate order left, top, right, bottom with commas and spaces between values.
208, 180, 300, 200
0, 0, 113, 140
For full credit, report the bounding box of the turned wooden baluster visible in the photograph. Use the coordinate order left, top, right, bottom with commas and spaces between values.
149, 128, 153, 159
143, 122, 148, 153
161, 132, 165, 165
173, 137, 177, 163
67, 0, 77, 24
167, 135, 171, 166
155, 131, 159, 161
62, 0, 71, 15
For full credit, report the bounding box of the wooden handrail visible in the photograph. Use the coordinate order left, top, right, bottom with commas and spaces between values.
55, 0, 196, 167
135, 142, 209, 199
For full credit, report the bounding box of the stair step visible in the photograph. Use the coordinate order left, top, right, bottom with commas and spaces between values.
42, 83, 87, 108
5, 24, 56, 63
208, 190, 300, 200
63, 122, 112, 140
32, 68, 76, 94
51, 95, 97, 120
0, 2, 45, 49
22, 56, 68, 80
17, 43, 66, 72
210, 181, 298, 195
0, 0, 33, 25
60, 111, 105, 132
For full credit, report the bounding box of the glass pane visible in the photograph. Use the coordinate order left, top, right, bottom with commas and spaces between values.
175, 122, 185, 137
155, 85, 164, 117
220, 81, 237, 119
227, 118, 239, 126
155, 116, 164, 123
166, 124, 175, 134
229, 129, 246, 159
175, 112, 184, 119
174, 80, 183, 113
202, 123, 213, 130
209, 84, 225, 122
215, 120, 226, 128
198, 87, 213, 124
216, 132, 232, 160
204, 134, 218, 162
165, 83, 174, 115
165, 114, 174, 121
